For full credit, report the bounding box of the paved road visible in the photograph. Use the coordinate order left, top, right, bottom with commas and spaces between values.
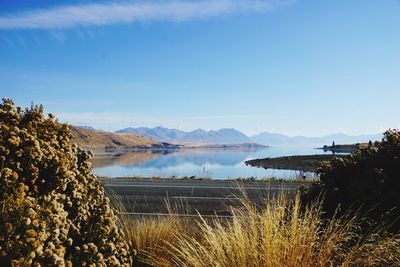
102, 179, 310, 216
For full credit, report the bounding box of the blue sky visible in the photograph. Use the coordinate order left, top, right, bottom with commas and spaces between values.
0, 0, 399, 136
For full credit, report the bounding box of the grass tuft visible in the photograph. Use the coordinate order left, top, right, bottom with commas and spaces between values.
114, 191, 400, 267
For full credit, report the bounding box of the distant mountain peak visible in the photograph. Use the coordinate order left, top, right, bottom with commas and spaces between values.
77, 125, 96, 131
251, 131, 383, 147
191, 129, 207, 133
116, 127, 251, 145
116, 127, 382, 147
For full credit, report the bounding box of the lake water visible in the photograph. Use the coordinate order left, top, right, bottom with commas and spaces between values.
91, 147, 340, 180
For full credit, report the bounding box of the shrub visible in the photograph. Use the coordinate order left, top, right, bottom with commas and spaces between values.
0, 99, 134, 266
301, 129, 400, 231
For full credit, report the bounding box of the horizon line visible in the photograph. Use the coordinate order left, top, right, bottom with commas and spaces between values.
73, 124, 384, 138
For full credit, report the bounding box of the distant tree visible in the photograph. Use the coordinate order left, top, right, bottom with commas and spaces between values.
332, 141, 336, 147
368, 140, 373, 147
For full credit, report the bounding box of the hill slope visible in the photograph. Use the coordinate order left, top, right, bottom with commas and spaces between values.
71, 126, 171, 149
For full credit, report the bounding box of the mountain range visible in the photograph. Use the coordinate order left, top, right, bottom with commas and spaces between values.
116, 127, 383, 147
116, 127, 252, 145
251, 132, 383, 147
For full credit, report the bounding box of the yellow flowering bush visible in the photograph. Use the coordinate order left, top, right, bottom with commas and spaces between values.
0, 99, 134, 266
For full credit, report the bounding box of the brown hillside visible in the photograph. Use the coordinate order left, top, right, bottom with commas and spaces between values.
71, 126, 164, 148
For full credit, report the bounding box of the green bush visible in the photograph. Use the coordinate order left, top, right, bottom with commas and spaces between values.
0, 99, 134, 266
301, 129, 400, 231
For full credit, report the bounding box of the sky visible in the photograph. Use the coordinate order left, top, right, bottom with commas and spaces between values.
0, 0, 399, 137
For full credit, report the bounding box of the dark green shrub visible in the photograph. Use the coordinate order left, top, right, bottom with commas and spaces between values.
0, 99, 134, 266
301, 130, 400, 231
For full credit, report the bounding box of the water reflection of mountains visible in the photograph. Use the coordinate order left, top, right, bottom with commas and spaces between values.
91, 148, 267, 169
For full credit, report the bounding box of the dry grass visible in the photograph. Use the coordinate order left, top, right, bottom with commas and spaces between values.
112, 196, 196, 266
114, 192, 400, 267
71, 125, 161, 148
121, 215, 184, 266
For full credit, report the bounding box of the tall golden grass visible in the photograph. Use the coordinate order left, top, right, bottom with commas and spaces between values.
113, 192, 400, 267
112, 196, 196, 266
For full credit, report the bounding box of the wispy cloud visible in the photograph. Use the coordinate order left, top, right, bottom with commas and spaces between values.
0, 0, 293, 30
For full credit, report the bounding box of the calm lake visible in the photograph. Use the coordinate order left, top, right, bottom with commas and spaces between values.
91, 147, 339, 180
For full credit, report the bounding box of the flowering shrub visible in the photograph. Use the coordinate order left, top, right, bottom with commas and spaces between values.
0, 99, 134, 266
301, 129, 400, 231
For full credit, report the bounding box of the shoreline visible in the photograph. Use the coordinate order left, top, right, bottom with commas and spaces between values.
85, 143, 268, 152
245, 154, 347, 172
316, 143, 367, 153
98, 176, 317, 183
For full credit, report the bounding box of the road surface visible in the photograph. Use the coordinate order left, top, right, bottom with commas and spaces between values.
102, 178, 310, 217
